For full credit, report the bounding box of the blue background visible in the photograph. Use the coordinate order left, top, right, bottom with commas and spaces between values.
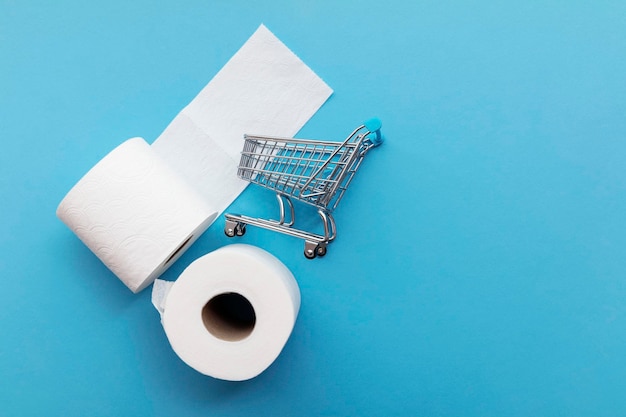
2, 1, 626, 416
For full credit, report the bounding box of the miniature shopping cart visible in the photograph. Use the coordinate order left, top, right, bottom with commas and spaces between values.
224, 118, 383, 258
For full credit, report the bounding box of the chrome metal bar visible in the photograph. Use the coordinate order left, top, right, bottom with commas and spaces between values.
225, 213, 329, 244
274, 194, 295, 227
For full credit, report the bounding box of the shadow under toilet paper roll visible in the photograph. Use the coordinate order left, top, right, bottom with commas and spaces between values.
155, 244, 300, 381
56, 138, 218, 293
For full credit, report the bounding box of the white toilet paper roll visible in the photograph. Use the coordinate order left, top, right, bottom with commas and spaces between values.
56, 138, 217, 293
57, 24, 332, 292
160, 244, 300, 381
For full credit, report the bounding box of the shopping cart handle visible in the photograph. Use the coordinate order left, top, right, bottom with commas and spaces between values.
364, 117, 384, 146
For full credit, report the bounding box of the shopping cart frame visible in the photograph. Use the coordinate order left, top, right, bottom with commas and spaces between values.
224, 118, 383, 258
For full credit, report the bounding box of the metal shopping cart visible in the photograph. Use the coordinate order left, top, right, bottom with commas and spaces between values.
224, 118, 383, 258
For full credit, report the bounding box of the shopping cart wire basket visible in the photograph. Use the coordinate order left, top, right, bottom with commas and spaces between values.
224, 118, 383, 258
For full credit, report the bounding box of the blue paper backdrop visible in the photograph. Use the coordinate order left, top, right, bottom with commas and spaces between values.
2, 1, 626, 416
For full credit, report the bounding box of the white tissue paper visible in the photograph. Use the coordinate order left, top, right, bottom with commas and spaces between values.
56, 138, 218, 293
57, 24, 332, 292
152, 279, 175, 316
153, 244, 300, 381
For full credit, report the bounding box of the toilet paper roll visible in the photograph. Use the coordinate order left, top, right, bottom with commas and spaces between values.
158, 244, 300, 381
56, 24, 332, 292
57, 138, 218, 293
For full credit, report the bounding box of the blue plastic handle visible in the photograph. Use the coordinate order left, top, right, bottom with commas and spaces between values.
364, 117, 384, 146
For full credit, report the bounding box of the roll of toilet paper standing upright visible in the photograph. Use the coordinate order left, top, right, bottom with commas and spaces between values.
56, 24, 332, 292
157, 244, 300, 381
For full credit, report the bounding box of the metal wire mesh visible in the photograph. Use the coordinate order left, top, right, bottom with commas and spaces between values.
237, 133, 366, 210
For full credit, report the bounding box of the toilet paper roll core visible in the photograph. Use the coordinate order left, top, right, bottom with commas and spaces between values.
201, 292, 257, 342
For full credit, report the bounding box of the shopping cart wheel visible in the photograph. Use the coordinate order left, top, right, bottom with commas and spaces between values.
304, 242, 326, 259
304, 241, 318, 259
224, 220, 246, 238
235, 223, 246, 236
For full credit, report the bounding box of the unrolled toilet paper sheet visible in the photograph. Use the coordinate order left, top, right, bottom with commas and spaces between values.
151, 23, 334, 213
152, 279, 175, 316
57, 24, 332, 292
